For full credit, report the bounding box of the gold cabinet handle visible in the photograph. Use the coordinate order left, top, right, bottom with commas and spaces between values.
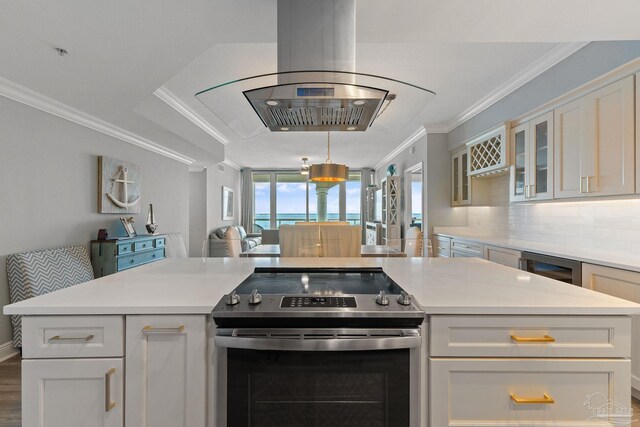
511, 334, 555, 343
48, 334, 94, 343
510, 393, 555, 404
105, 368, 116, 412
142, 325, 185, 334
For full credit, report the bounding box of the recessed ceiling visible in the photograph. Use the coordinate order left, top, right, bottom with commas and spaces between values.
0, 0, 639, 169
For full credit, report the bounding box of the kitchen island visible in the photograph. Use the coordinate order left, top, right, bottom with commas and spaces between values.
5, 257, 640, 427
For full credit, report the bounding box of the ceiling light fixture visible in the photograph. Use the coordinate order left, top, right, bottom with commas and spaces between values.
309, 133, 349, 182
300, 157, 309, 175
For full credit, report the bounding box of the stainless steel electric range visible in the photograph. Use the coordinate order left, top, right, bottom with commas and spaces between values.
212, 267, 424, 427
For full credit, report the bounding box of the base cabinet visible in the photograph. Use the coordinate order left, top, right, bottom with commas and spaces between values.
483, 244, 522, 269
582, 263, 640, 396
125, 315, 207, 427
22, 358, 124, 427
430, 358, 630, 427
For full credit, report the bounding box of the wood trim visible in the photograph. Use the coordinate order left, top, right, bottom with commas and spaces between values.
0, 341, 19, 363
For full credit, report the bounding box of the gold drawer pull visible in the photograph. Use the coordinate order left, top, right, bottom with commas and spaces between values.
49, 334, 94, 343
511, 334, 555, 343
105, 368, 116, 412
510, 393, 555, 404
142, 325, 185, 334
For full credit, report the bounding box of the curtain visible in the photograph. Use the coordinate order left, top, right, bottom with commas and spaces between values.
240, 169, 254, 233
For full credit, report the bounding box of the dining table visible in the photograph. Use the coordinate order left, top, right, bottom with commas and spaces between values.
240, 244, 407, 258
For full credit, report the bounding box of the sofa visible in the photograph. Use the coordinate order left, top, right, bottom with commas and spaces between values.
208, 225, 262, 256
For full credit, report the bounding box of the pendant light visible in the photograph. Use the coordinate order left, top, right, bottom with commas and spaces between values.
309, 133, 349, 182
300, 157, 309, 175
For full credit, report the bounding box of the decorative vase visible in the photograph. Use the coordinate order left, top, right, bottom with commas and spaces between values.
145, 204, 159, 234
386, 164, 397, 176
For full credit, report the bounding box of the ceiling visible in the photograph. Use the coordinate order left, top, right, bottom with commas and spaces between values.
1, 0, 639, 169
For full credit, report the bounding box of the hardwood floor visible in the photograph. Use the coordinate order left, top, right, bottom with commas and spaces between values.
0, 352, 639, 426
0, 355, 21, 427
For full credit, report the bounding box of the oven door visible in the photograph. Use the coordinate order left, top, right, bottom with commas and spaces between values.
214, 328, 422, 427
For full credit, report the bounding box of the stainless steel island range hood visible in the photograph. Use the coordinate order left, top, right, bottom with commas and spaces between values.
195, 0, 435, 136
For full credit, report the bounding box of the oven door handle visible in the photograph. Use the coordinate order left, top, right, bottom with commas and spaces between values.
215, 329, 422, 351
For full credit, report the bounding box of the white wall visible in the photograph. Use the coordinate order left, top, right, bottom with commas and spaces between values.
0, 96, 190, 347
206, 164, 241, 235
189, 171, 207, 256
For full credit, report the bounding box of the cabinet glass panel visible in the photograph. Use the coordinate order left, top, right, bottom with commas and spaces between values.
535, 121, 548, 194
514, 130, 526, 196
461, 152, 469, 201
452, 156, 459, 202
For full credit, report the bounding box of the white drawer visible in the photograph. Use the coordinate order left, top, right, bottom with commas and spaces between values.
435, 236, 451, 258
22, 315, 124, 358
430, 315, 630, 358
430, 358, 631, 427
451, 248, 479, 258
451, 238, 483, 255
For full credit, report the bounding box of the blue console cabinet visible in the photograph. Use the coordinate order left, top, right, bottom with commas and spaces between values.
91, 235, 166, 278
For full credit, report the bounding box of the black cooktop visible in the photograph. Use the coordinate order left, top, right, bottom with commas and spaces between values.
233, 267, 404, 295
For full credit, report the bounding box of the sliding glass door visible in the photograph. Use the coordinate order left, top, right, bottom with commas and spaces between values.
252, 171, 362, 229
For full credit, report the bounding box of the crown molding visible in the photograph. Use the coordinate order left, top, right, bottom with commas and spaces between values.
0, 76, 195, 165
425, 125, 449, 134
222, 159, 241, 171
375, 126, 426, 170
440, 41, 590, 134
154, 86, 230, 145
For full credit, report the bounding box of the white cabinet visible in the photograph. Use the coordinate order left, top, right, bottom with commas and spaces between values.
435, 235, 451, 258
555, 75, 635, 199
451, 149, 471, 206
450, 238, 482, 258
582, 263, 640, 396
22, 358, 124, 427
510, 111, 554, 202
125, 315, 207, 427
380, 176, 401, 247
483, 244, 522, 269
429, 313, 633, 426
430, 358, 630, 427
636, 72, 640, 194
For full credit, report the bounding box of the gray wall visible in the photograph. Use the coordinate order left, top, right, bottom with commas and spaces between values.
189, 171, 207, 256
448, 41, 640, 149
206, 165, 241, 235
374, 133, 467, 239
0, 96, 190, 347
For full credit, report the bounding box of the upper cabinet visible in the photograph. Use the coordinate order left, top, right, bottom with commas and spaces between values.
451, 149, 471, 206
510, 111, 554, 202
467, 125, 509, 177
554, 75, 635, 198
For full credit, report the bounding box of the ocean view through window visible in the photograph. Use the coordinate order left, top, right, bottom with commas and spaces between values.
253, 171, 361, 229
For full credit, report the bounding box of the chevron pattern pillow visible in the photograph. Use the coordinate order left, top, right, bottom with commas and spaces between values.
7, 245, 94, 348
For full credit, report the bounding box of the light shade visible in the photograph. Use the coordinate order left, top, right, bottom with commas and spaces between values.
309, 163, 349, 182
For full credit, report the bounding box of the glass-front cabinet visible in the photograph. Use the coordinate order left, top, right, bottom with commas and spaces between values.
509, 111, 554, 202
451, 149, 471, 206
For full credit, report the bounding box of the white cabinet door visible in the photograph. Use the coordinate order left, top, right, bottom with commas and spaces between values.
528, 111, 554, 200
555, 76, 635, 199
451, 150, 471, 206
584, 75, 635, 197
22, 358, 123, 427
554, 97, 586, 199
637, 73, 640, 194
582, 263, 640, 395
126, 315, 207, 427
509, 122, 529, 202
483, 244, 521, 269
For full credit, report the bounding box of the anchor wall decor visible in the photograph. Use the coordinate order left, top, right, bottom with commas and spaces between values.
98, 156, 142, 214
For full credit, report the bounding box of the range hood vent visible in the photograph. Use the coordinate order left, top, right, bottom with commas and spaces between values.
244, 81, 387, 132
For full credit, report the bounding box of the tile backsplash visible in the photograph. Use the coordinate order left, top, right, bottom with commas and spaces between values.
463, 174, 640, 253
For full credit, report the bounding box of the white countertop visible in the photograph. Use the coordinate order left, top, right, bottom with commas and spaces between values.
434, 228, 640, 273
4, 257, 639, 316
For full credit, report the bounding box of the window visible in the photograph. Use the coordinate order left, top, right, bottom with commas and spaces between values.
252, 173, 271, 232
251, 171, 363, 229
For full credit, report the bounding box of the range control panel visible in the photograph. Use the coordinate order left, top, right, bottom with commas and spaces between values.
281, 296, 357, 308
